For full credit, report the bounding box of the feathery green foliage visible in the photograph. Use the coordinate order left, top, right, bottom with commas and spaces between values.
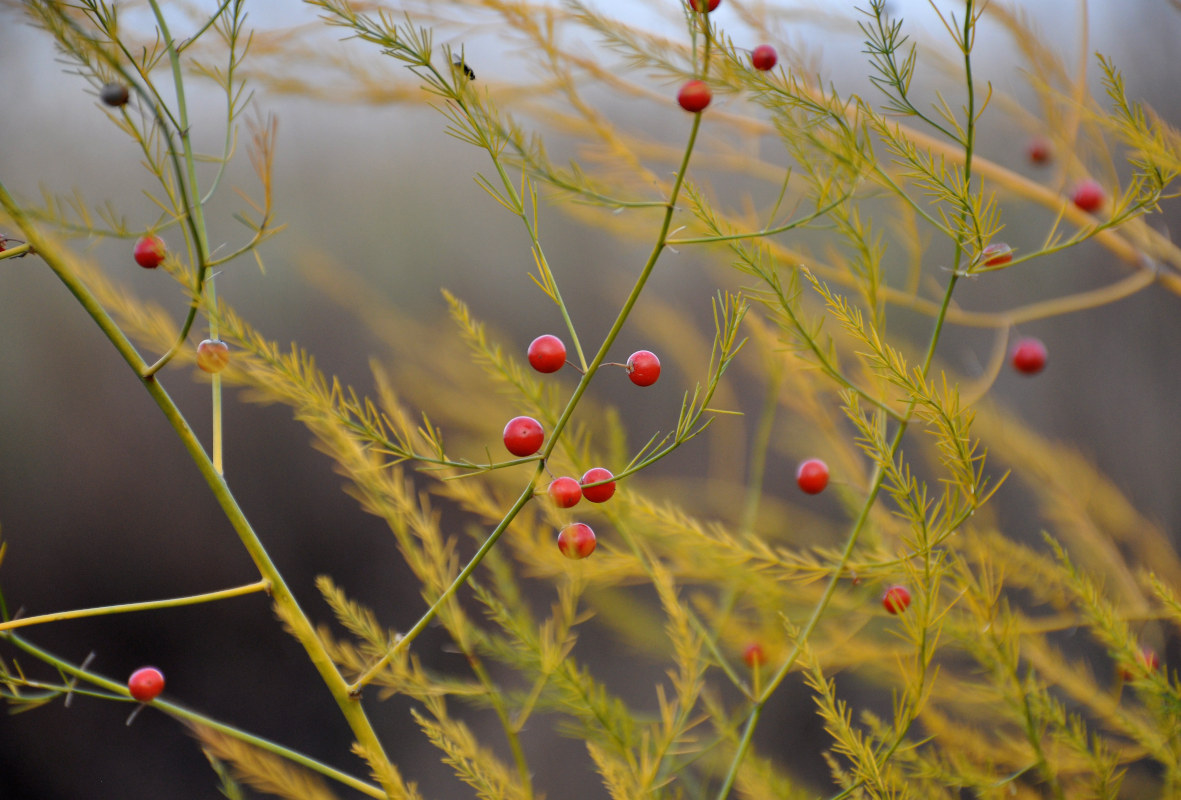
1, 0, 1180, 798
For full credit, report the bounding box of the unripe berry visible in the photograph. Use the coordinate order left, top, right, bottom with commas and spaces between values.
677, 80, 712, 113
580, 467, 616, 503
133, 235, 166, 269
196, 339, 230, 374
557, 523, 596, 559
796, 459, 829, 494
1071, 179, 1105, 213
981, 243, 1013, 267
626, 350, 661, 387
548, 476, 582, 508
503, 416, 544, 457
100, 82, 129, 107
882, 585, 911, 614
1010, 337, 1047, 375
128, 667, 165, 702
528, 334, 567, 373
750, 45, 777, 71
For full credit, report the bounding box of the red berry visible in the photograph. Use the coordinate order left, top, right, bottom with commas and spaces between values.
882, 585, 911, 614
128, 667, 165, 702
981, 243, 1013, 267
196, 339, 230, 374
557, 523, 597, 559
528, 334, 567, 373
796, 459, 829, 494
580, 467, 616, 503
742, 642, 766, 668
133, 235, 166, 269
750, 45, 777, 71
626, 350, 661, 387
687, 0, 720, 11
677, 80, 712, 113
1071, 179, 1105, 213
1010, 337, 1047, 375
100, 82, 129, 107
503, 416, 544, 457
1027, 136, 1051, 165
548, 476, 582, 508
1119, 647, 1161, 680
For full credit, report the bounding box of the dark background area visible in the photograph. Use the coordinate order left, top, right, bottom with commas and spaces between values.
1, 1, 1180, 797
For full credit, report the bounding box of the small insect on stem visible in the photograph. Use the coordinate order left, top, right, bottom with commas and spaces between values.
453, 57, 475, 81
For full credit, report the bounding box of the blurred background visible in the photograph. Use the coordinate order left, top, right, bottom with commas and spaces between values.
1, 0, 1180, 797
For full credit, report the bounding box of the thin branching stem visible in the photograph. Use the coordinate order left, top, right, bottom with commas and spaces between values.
0, 581, 270, 632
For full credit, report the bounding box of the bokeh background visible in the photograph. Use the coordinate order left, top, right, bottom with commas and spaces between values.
1, 0, 1180, 797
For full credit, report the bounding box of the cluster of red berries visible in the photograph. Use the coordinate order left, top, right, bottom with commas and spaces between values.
1024, 137, 1105, 210
508, 334, 663, 559
676, 1, 779, 113
546, 468, 618, 559
527, 334, 662, 388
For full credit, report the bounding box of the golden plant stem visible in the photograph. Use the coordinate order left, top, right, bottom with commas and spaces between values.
0, 581, 270, 633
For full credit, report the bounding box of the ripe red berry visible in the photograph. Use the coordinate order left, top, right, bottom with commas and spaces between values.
133, 235, 166, 269
196, 339, 230, 374
1027, 137, 1051, 165
687, 0, 720, 11
750, 45, 777, 71
1119, 647, 1161, 681
981, 243, 1013, 267
128, 667, 165, 702
626, 350, 661, 387
742, 642, 766, 668
503, 416, 544, 457
580, 467, 616, 503
796, 459, 829, 494
528, 334, 567, 373
1071, 179, 1105, 213
100, 82, 130, 107
1010, 337, 1047, 375
882, 585, 911, 614
548, 476, 582, 508
557, 523, 597, 559
677, 80, 712, 113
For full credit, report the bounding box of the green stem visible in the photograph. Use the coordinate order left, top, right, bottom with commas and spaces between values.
1, 633, 386, 799
716, 5, 986, 796
352, 71, 711, 696
0, 581, 270, 632
739, 361, 781, 536
349, 472, 542, 692
143, 0, 224, 474
0, 199, 401, 798
467, 652, 535, 799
